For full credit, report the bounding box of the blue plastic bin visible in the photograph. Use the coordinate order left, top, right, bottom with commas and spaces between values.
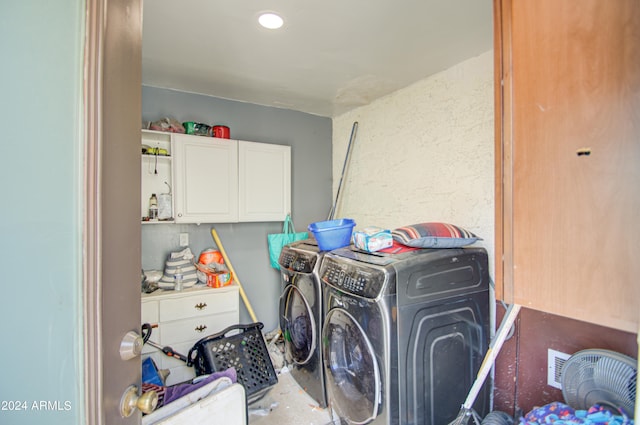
142, 357, 164, 386
308, 218, 356, 251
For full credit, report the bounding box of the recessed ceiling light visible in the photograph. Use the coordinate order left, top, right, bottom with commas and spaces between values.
258, 12, 284, 29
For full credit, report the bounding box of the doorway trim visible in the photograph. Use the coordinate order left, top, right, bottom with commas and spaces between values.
83, 0, 105, 423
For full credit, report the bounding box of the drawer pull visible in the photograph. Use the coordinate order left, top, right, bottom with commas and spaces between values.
195, 325, 207, 333
194, 302, 207, 310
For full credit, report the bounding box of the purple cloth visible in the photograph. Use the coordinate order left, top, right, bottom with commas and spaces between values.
520, 402, 634, 425
164, 368, 237, 405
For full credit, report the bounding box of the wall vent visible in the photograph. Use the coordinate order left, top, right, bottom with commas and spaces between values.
547, 349, 571, 389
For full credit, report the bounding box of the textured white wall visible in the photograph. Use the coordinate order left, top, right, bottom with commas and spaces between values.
332, 51, 495, 274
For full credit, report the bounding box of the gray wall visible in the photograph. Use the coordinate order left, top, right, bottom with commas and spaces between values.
141, 86, 332, 330
0, 1, 84, 424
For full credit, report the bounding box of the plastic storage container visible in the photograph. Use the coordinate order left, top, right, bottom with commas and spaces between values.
141, 378, 246, 425
308, 218, 356, 251
353, 226, 393, 252
183, 121, 211, 136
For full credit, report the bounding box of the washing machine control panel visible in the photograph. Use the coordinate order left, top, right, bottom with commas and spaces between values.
279, 249, 317, 273
320, 257, 387, 299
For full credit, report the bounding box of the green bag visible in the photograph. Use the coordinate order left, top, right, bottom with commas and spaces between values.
267, 214, 308, 270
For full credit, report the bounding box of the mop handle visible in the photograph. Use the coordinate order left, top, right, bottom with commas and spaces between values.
462, 303, 521, 409
211, 228, 258, 323
328, 121, 358, 220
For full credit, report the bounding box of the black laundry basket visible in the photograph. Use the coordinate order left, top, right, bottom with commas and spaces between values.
187, 322, 278, 403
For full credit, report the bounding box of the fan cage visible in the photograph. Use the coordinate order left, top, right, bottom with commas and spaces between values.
561, 348, 636, 418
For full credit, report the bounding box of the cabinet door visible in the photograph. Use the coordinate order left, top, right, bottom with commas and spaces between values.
495, 0, 640, 332
172, 134, 238, 223
238, 140, 291, 222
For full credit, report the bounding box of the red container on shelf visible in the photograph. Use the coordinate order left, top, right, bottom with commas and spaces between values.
212, 125, 230, 139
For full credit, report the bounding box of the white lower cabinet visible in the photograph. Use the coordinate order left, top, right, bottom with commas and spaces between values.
141, 284, 240, 386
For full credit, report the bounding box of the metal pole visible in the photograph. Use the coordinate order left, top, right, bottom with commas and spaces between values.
328, 121, 358, 220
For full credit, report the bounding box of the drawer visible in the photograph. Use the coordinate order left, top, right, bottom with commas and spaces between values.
164, 364, 195, 386
142, 342, 157, 356
158, 289, 238, 322
142, 300, 159, 325
157, 341, 193, 369
159, 311, 239, 346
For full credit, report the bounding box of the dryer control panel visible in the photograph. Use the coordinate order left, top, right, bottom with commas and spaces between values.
279, 249, 317, 273
320, 256, 387, 299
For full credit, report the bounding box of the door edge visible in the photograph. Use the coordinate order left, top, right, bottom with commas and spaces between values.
83, 0, 106, 423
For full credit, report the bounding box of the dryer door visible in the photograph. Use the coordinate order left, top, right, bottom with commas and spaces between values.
280, 283, 316, 365
323, 307, 380, 425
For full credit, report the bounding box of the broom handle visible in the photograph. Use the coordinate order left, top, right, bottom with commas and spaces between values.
462, 304, 521, 410
211, 228, 258, 323
328, 121, 358, 220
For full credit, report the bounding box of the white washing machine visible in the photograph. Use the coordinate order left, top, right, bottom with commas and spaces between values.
278, 239, 328, 407
321, 246, 491, 425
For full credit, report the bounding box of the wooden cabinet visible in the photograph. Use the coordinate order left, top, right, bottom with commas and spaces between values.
141, 284, 240, 386
238, 140, 291, 222
494, 0, 639, 332
172, 134, 239, 223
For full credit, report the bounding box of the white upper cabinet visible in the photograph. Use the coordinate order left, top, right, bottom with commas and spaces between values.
166, 133, 291, 224
172, 134, 239, 223
238, 141, 291, 222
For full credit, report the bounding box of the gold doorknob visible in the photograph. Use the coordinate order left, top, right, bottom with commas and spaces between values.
119, 385, 158, 417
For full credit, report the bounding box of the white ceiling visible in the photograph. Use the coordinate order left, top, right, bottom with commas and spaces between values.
142, 0, 493, 118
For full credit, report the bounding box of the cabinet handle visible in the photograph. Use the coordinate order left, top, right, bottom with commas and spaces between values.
576, 147, 592, 156
195, 325, 207, 333
194, 302, 207, 310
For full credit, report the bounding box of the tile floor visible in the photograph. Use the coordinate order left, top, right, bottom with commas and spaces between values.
248, 369, 335, 425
